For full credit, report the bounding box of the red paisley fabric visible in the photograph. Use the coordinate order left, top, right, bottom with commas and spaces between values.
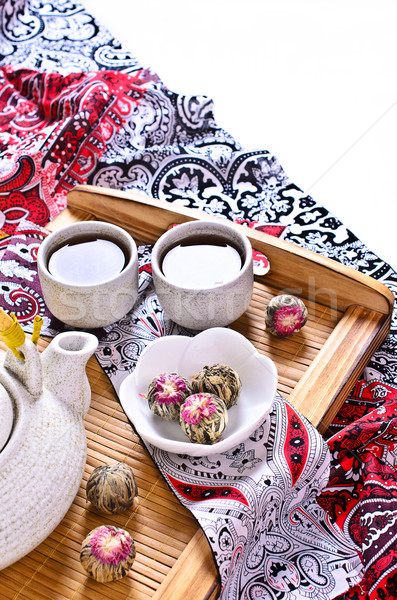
318, 380, 397, 600
0, 66, 147, 239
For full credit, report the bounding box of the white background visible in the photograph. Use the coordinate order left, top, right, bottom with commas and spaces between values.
82, 0, 397, 269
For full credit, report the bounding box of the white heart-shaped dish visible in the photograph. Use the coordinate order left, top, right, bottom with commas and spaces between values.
119, 328, 278, 456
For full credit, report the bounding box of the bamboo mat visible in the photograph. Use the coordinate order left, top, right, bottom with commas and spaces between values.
0, 343, 198, 600
0, 278, 341, 599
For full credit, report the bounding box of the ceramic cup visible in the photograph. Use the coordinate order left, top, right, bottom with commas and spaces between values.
37, 221, 139, 329
151, 220, 254, 330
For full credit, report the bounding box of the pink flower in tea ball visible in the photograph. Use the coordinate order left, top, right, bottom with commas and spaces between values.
80, 524, 136, 582
89, 525, 132, 566
181, 393, 217, 426
273, 305, 305, 336
147, 373, 193, 421
265, 294, 308, 337
180, 393, 228, 444
154, 373, 189, 405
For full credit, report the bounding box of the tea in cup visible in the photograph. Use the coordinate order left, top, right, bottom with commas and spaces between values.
151, 219, 254, 330
37, 221, 139, 329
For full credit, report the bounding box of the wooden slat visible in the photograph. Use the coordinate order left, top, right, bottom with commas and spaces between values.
288, 305, 389, 432
151, 530, 220, 600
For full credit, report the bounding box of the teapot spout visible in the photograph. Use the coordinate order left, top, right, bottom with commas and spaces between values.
41, 331, 98, 416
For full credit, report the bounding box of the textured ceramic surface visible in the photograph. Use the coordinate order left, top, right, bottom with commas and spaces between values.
151, 220, 254, 330
0, 386, 13, 452
37, 221, 139, 329
0, 331, 98, 570
120, 328, 277, 456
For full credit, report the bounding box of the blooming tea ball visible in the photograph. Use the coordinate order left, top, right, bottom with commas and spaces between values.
147, 373, 193, 420
80, 525, 136, 582
265, 294, 308, 337
180, 392, 228, 444
191, 363, 241, 409
86, 462, 138, 514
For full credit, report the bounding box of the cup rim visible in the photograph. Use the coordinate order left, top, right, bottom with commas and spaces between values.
37, 221, 137, 290
151, 219, 253, 292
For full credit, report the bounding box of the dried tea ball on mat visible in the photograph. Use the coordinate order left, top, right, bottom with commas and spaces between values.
265, 294, 308, 337
86, 462, 138, 514
180, 393, 228, 444
191, 363, 241, 409
80, 525, 136, 583
147, 373, 192, 420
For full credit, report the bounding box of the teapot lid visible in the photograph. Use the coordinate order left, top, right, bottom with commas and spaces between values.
0, 385, 14, 452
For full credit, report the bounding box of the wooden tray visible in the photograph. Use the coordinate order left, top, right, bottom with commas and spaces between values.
1, 184, 393, 600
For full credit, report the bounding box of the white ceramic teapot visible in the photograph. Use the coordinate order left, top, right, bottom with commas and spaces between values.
0, 316, 98, 570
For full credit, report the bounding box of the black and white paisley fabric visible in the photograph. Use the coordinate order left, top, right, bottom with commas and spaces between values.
0, 0, 144, 75
149, 395, 363, 599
